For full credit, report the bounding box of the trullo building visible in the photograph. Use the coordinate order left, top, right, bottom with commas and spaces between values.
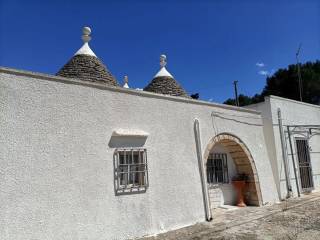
1, 27, 319, 240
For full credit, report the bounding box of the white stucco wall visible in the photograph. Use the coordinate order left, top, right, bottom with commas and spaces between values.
247, 96, 320, 199
0, 68, 278, 240
246, 98, 282, 199
309, 135, 320, 188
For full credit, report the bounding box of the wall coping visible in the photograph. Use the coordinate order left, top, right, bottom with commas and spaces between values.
267, 95, 320, 109
0, 66, 261, 115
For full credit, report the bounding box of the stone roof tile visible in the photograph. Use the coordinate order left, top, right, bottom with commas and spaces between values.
144, 76, 188, 97
56, 54, 118, 86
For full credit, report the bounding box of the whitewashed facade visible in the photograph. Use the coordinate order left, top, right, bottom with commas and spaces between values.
247, 96, 320, 200
0, 67, 281, 240
1, 27, 319, 240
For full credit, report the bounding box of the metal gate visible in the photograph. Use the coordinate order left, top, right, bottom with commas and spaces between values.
295, 139, 314, 191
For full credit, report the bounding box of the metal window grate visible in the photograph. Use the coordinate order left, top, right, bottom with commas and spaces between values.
207, 153, 228, 184
114, 148, 148, 195
295, 139, 314, 191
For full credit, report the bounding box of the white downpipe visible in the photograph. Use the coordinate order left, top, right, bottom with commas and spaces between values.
194, 119, 212, 221
277, 108, 292, 198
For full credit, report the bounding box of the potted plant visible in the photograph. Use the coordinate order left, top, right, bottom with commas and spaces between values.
232, 173, 249, 207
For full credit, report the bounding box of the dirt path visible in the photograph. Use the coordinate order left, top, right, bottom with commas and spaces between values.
140, 192, 320, 240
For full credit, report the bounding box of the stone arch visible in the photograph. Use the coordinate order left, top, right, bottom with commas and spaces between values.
204, 133, 263, 206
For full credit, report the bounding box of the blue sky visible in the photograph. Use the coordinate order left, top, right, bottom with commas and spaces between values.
0, 0, 319, 103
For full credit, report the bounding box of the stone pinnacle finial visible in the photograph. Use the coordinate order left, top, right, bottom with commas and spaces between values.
160, 54, 167, 68
74, 26, 96, 57
82, 26, 92, 43
123, 75, 129, 88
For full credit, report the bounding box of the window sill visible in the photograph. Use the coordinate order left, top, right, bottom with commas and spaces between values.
208, 183, 230, 189
116, 185, 148, 195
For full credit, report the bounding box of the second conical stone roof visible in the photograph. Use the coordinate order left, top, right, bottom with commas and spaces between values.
144, 55, 188, 97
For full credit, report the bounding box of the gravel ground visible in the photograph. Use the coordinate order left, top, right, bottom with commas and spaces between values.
140, 193, 320, 240
219, 200, 320, 240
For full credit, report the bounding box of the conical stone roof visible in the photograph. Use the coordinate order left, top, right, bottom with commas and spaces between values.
56, 27, 118, 86
57, 54, 117, 86
144, 55, 188, 97
144, 76, 188, 97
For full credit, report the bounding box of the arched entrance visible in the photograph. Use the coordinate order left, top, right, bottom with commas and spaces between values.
204, 133, 262, 206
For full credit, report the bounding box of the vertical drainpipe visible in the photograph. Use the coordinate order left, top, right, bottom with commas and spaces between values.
277, 108, 292, 198
194, 119, 212, 221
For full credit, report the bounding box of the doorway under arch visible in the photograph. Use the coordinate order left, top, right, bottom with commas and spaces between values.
204, 133, 263, 206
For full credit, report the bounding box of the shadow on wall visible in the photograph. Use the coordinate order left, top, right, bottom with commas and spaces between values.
220, 185, 237, 205
204, 133, 263, 206
108, 136, 147, 148
109, 135, 148, 196
209, 144, 238, 207
209, 184, 237, 206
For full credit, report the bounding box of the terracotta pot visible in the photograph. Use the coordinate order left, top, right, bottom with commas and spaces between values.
232, 180, 247, 207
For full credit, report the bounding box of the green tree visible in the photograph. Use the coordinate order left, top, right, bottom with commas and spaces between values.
224, 60, 320, 106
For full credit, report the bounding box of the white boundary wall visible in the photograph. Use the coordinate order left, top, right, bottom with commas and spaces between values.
247, 96, 320, 199
0, 68, 278, 240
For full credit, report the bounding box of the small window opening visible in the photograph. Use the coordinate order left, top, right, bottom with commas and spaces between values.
114, 148, 148, 194
207, 153, 228, 184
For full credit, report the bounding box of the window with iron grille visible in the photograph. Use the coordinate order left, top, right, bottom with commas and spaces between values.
114, 148, 148, 194
206, 153, 228, 184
